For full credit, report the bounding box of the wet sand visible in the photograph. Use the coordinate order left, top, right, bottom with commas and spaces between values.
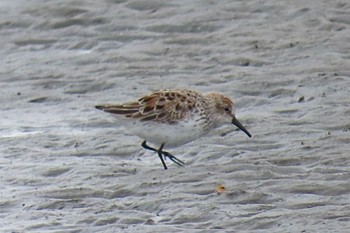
1, 0, 350, 232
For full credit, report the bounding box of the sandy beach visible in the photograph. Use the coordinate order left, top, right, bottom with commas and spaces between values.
1, 0, 350, 232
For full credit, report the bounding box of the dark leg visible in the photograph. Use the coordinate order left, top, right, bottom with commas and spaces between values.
141, 141, 185, 169
161, 151, 185, 166
157, 143, 168, 170
141, 140, 167, 169
141, 140, 157, 152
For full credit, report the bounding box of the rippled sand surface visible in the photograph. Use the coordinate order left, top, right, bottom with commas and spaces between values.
1, 0, 350, 232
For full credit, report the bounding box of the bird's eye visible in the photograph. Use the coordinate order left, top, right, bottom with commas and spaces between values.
224, 107, 230, 112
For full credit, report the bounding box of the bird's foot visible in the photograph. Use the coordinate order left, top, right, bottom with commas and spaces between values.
162, 151, 185, 166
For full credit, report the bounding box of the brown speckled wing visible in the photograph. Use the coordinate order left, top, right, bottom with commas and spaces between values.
95, 102, 140, 115
95, 90, 198, 123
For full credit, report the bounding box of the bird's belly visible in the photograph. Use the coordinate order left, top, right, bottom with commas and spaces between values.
125, 120, 207, 148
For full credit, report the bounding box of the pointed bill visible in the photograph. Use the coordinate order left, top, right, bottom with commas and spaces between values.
232, 117, 252, 137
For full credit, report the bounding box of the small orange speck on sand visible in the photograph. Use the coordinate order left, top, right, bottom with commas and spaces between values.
216, 184, 226, 194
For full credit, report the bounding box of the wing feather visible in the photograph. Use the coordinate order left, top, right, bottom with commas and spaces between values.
95, 90, 200, 123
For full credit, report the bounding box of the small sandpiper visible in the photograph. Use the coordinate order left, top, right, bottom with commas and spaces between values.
96, 89, 251, 169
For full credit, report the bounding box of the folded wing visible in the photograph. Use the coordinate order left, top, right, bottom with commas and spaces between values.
95, 90, 197, 124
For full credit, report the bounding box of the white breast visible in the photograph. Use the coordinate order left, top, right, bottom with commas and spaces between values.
122, 117, 209, 148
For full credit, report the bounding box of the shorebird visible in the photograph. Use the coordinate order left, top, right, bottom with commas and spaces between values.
96, 89, 251, 169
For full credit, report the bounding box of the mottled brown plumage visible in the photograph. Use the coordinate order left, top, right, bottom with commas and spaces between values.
95, 89, 251, 169
96, 89, 202, 124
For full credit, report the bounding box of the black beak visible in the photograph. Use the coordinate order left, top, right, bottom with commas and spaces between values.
232, 117, 252, 137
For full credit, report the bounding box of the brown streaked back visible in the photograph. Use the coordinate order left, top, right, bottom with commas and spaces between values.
95, 89, 201, 123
